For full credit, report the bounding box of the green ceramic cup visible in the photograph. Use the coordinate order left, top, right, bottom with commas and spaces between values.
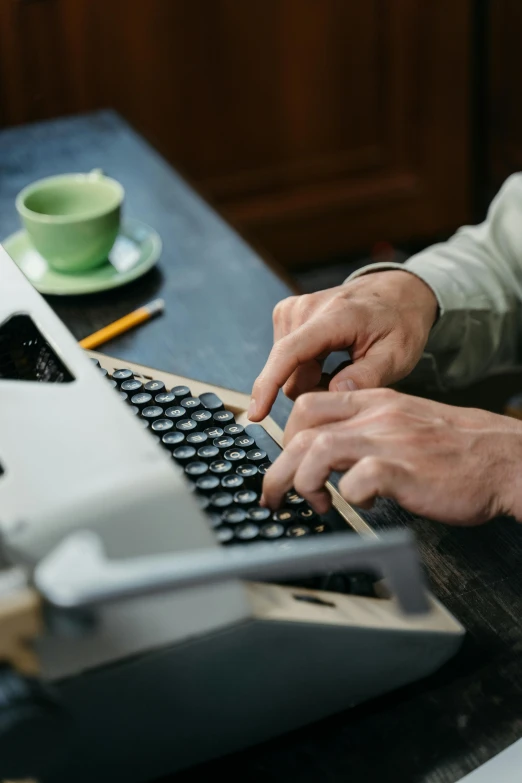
16, 169, 124, 273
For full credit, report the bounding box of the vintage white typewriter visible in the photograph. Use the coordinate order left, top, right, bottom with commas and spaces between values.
0, 245, 464, 782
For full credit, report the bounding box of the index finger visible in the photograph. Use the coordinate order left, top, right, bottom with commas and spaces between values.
249, 315, 346, 421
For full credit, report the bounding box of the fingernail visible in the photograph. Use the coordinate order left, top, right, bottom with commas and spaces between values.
247, 398, 257, 420
335, 379, 358, 392
259, 494, 267, 507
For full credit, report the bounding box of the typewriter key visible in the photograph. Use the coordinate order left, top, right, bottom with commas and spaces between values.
197, 495, 210, 511
247, 507, 271, 523
223, 448, 246, 463
119, 391, 129, 402
139, 418, 150, 429
235, 522, 260, 541
155, 390, 176, 406
172, 385, 191, 400
165, 406, 186, 419
131, 392, 153, 409
224, 423, 244, 437
191, 409, 212, 428
152, 418, 174, 433
213, 410, 235, 425
144, 379, 166, 394
311, 520, 331, 535
216, 527, 234, 544
286, 523, 311, 537
176, 419, 198, 433
214, 435, 235, 450
106, 378, 117, 389
98, 366, 109, 378
258, 462, 271, 476
210, 492, 234, 509
236, 464, 259, 486
297, 506, 318, 522
186, 431, 207, 446
181, 396, 202, 412
221, 474, 244, 490
185, 461, 209, 478
121, 379, 143, 394
91, 357, 101, 367
199, 392, 224, 412
128, 405, 140, 416
286, 490, 305, 506
112, 368, 134, 384
208, 512, 221, 528
205, 426, 224, 439
273, 509, 295, 525
141, 406, 164, 421
233, 489, 258, 507
198, 444, 219, 461
173, 445, 196, 463
260, 522, 285, 540
196, 474, 220, 494
235, 435, 254, 449
221, 507, 247, 525
209, 459, 232, 475
247, 449, 267, 464
162, 431, 185, 449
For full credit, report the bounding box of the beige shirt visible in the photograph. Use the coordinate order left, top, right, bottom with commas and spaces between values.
347, 173, 522, 390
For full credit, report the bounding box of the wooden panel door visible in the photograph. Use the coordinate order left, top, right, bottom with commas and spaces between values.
0, 0, 472, 267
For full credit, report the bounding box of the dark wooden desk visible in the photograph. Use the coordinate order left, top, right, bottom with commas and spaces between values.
1, 112, 522, 783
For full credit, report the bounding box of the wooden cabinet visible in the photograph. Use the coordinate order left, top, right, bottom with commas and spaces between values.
0, 0, 472, 267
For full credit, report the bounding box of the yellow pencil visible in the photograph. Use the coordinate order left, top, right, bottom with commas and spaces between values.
79, 298, 165, 350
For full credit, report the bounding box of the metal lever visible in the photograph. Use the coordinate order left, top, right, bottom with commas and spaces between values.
34, 529, 430, 615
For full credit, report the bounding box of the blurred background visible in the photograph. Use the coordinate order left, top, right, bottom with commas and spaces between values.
0, 0, 519, 291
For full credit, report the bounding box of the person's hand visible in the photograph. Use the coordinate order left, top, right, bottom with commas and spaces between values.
248, 270, 438, 421
261, 389, 522, 526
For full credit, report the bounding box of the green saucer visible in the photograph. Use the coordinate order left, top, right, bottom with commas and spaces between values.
1, 218, 161, 295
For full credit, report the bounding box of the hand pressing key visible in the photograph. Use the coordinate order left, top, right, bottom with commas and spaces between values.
260, 389, 522, 527
248, 270, 438, 421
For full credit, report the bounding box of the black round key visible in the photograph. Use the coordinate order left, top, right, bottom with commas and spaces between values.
141, 405, 164, 421
185, 461, 209, 478
172, 385, 191, 399
214, 435, 235, 450
224, 448, 246, 463
221, 474, 244, 490
224, 423, 244, 437
165, 406, 186, 420
258, 462, 271, 476
107, 379, 118, 389
139, 418, 150, 429
90, 357, 101, 367
162, 431, 185, 449
197, 495, 210, 511
216, 527, 234, 544
176, 419, 198, 433
191, 409, 212, 428
173, 445, 196, 463
196, 474, 220, 494
144, 379, 166, 394
198, 444, 220, 461
235, 435, 255, 449
119, 391, 129, 402
186, 431, 208, 446
286, 490, 306, 506
298, 506, 319, 522
247, 506, 271, 523
221, 507, 247, 525
205, 426, 224, 439
112, 368, 134, 384
236, 464, 259, 486
131, 392, 153, 409
273, 509, 296, 525
98, 366, 109, 378
286, 523, 311, 538
213, 410, 235, 425
181, 396, 202, 412
260, 521, 285, 540
209, 459, 232, 475
128, 405, 140, 416
210, 492, 234, 509
155, 390, 176, 406
235, 522, 260, 541
311, 520, 331, 534
208, 512, 222, 529
121, 379, 143, 394
152, 418, 174, 433
247, 448, 267, 464
234, 489, 258, 507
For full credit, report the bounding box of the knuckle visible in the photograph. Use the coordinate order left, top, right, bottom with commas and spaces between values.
293, 392, 316, 419
292, 428, 315, 452
273, 296, 296, 322
360, 455, 385, 480
315, 431, 334, 453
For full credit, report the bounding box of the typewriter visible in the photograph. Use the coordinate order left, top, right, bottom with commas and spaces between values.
0, 245, 464, 782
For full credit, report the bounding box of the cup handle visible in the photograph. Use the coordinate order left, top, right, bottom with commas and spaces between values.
88, 168, 104, 180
